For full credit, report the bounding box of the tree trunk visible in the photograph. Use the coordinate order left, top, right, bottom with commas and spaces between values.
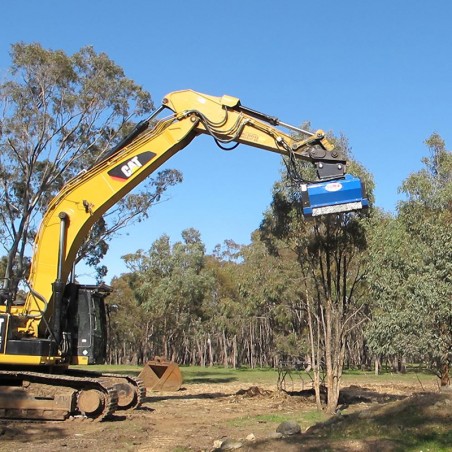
232, 335, 237, 369
375, 356, 380, 375
392, 356, 399, 373
306, 291, 322, 410
326, 351, 345, 414
440, 363, 450, 387
163, 334, 168, 359
400, 356, 407, 374
196, 340, 205, 367
207, 336, 213, 367
222, 330, 228, 368
249, 322, 255, 369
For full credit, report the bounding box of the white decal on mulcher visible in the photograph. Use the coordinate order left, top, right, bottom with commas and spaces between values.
325, 182, 342, 192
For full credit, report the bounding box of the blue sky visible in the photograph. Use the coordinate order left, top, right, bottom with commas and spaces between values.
2, 1, 452, 281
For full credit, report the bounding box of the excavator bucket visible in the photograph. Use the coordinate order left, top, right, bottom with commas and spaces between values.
301, 174, 369, 217
138, 357, 183, 392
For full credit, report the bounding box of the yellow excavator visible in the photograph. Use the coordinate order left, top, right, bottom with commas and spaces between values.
0, 89, 368, 420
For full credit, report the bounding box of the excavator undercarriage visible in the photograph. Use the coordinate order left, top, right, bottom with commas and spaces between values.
0, 371, 116, 421
0, 370, 144, 420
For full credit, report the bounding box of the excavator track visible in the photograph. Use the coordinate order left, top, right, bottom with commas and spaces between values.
100, 373, 146, 411
68, 370, 145, 411
0, 370, 118, 421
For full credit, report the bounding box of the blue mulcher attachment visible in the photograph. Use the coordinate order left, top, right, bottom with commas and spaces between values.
302, 174, 369, 217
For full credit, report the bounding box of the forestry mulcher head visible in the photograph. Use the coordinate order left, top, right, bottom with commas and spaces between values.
301, 174, 369, 217
139, 357, 183, 392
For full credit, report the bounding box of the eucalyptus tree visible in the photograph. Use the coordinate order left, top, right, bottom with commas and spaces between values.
367, 133, 452, 387
0, 43, 181, 289
237, 231, 305, 368
123, 229, 215, 362
106, 274, 149, 364
204, 240, 244, 368
365, 212, 417, 370
260, 133, 374, 412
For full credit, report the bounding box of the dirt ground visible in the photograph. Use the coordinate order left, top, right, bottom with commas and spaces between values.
0, 378, 449, 452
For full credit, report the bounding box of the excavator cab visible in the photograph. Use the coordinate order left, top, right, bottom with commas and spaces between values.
301, 174, 369, 217
65, 283, 111, 365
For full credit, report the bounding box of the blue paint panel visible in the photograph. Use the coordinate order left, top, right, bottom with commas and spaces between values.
302, 174, 369, 217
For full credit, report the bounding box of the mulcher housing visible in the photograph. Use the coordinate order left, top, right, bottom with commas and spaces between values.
302, 174, 369, 217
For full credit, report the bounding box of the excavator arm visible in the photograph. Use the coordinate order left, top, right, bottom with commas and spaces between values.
2, 89, 367, 354
161, 90, 345, 180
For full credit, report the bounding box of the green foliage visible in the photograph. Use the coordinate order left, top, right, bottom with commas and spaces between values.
367, 133, 452, 385
0, 42, 181, 286
237, 233, 307, 360
123, 229, 215, 360
106, 274, 149, 364
116, 230, 313, 367
365, 214, 426, 357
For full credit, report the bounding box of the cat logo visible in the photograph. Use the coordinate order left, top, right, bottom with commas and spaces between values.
108, 151, 156, 181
